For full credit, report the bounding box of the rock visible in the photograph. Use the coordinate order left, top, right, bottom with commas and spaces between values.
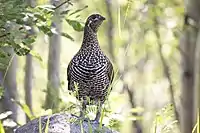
14, 113, 118, 133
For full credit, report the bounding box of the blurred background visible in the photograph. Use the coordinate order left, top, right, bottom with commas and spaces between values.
0, 0, 199, 133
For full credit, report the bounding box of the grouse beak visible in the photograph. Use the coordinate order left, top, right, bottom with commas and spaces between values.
100, 16, 106, 21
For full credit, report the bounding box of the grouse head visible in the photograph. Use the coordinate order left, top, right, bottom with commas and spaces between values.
85, 14, 106, 33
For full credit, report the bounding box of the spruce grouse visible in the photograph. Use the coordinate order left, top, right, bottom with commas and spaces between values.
67, 14, 114, 123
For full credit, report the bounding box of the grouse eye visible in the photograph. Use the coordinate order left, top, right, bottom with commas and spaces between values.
91, 15, 97, 20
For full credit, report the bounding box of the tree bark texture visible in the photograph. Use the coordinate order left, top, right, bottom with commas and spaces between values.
180, 0, 200, 132
24, 0, 36, 122
24, 48, 33, 122
105, 0, 115, 62
44, 0, 62, 110
194, 26, 200, 133
1, 48, 18, 121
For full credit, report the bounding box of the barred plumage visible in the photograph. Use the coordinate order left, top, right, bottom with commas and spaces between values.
67, 14, 114, 123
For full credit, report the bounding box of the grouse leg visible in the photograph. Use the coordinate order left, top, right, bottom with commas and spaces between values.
80, 100, 86, 117
92, 102, 103, 124
79, 100, 89, 122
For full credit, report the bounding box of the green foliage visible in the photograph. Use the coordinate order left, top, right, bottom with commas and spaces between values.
64, 5, 87, 32
44, 116, 50, 133
108, 118, 121, 131
65, 19, 84, 32
61, 32, 74, 41
128, 107, 144, 123
30, 5, 55, 36
0, 0, 33, 55
0, 0, 51, 71
0, 120, 5, 133
68, 5, 88, 17
11, 99, 35, 120
29, 50, 43, 64
123, 0, 133, 26
153, 104, 178, 133
0, 49, 11, 70
192, 112, 199, 133
0, 86, 4, 99
0, 0, 86, 71
80, 119, 84, 133
37, 110, 52, 133
88, 120, 93, 133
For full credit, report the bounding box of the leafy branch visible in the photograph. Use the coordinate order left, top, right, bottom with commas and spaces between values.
54, 0, 73, 10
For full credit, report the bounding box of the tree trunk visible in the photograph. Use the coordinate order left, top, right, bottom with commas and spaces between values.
44, 0, 62, 111
180, 0, 200, 132
194, 26, 200, 133
105, 0, 115, 62
180, 17, 196, 133
0, 47, 18, 133
24, 0, 36, 122
2, 48, 18, 120
24, 46, 33, 122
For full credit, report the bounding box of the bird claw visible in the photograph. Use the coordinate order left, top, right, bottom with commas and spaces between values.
83, 118, 90, 122
90, 120, 104, 126
90, 120, 99, 124
73, 115, 104, 126
75, 116, 90, 123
